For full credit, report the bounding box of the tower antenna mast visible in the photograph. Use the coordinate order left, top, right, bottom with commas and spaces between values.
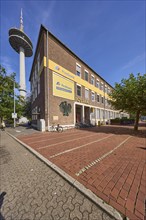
9, 10, 33, 97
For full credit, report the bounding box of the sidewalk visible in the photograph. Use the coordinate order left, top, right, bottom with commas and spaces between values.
0, 130, 116, 220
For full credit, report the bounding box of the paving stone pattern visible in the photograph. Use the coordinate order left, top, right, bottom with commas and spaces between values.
13, 124, 146, 220
0, 131, 115, 220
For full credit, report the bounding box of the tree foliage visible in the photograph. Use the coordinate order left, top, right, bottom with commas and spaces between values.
0, 65, 24, 123
109, 73, 146, 130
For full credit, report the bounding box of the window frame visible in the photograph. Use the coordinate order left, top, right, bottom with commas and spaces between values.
100, 82, 104, 91
37, 53, 40, 73
85, 88, 89, 100
76, 63, 81, 77
101, 96, 104, 104
91, 75, 95, 85
108, 87, 111, 94
37, 77, 40, 95
96, 79, 99, 88
91, 91, 95, 102
105, 85, 107, 93
84, 70, 89, 82
97, 94, 100, 102
76, 84, 81, 96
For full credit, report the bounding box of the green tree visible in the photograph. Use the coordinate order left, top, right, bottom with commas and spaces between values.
109, 73, 146, 131
0, 65, 24, 124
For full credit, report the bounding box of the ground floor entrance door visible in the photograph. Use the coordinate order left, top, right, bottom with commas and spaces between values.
76, 105, 82, 123
84, 106, 90, 124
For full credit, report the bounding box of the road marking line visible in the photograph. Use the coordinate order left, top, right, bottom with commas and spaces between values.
50, 134, 114, 158
29, 131, 91, 144
20, 130, 85, 141
37, 133, 101, 150
75, 136, 132, 176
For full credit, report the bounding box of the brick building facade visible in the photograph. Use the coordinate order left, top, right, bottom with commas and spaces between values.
29, 25, 128, 130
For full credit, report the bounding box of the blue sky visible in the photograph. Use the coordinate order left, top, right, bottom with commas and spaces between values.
0, 0, 145, 92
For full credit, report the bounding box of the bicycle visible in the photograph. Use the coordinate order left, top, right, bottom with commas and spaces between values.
50, 124, 63, 132
1, 126, 5, 131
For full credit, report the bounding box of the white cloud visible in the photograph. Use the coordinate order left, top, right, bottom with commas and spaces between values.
122, 53, 145, 70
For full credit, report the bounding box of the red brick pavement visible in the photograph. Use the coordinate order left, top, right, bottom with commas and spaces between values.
18, 125, 146, 220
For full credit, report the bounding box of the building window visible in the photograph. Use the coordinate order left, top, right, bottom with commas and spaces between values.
84, 70, 88, 81
108, 87, 111, 94
85, 88, 89, 99
77, 84, 81, 96
37, 53, 40, 73
113, 112, 116, 119
33, 72, 34, 83
91, 75, 95, 85
105, 110, 107, 119
101, 109, 103, 119
91, 91, 95, 101
108, 111, 110, 119
76, 63, 81, 77
96, 79, 99, 88
107, 99, 110, 106
105, 85, 107, 93
35, 86, 37, 99
101, 96, 104, 103
32, 90, 35, 101
30, 80, 33, 92
37, 78, 40, 95
100, 82, 103, 91
111, 112, 113, 119
97, 94, 100, 102
96, 109, 100, 119
34, 66, 36, 80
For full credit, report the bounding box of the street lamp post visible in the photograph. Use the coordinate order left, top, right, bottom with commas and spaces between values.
13, 80, 16, 128
9, 77, 16, 128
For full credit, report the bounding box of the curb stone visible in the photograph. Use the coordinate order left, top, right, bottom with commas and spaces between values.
7, 131, 129, 220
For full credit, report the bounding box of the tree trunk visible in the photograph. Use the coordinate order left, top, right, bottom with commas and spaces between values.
134, 110, 140, 131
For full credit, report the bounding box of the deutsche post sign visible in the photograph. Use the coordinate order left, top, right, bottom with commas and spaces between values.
53, 73, 74, 100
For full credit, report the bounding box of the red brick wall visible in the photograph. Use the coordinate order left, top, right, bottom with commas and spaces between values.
31, 28, 114, 129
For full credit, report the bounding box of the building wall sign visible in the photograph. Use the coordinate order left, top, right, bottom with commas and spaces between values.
75, 97, 89, 104
48, 59, 107, 97
53, 73, 74, 100
53, 116, 59, 121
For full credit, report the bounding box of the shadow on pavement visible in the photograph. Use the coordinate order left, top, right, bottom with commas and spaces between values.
0, 192, 6, 220
77, 123, 146, 138
137, 147, 146, 150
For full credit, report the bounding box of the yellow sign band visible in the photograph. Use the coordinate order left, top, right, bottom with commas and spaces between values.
43, 56, 109, 98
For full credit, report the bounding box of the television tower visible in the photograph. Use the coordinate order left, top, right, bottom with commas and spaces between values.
9, 9, 33, 97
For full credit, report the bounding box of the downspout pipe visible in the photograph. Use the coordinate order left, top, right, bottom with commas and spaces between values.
103, 82, 105, 124
46, 30, 49, 129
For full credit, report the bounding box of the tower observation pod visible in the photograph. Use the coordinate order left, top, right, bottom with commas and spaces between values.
9, 9, 33, 97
